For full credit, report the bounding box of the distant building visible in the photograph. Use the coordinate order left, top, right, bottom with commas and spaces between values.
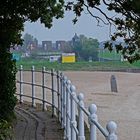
42, 41, 52, 51
56, 40, 73, 53
56, 40, 66, 51
72, 33, 80, 45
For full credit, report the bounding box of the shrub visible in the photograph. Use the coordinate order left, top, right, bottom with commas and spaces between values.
0, 51, 17, 121
0, 120, 13, 140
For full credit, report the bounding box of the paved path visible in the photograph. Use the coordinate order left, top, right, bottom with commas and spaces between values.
13, 103, 63, 140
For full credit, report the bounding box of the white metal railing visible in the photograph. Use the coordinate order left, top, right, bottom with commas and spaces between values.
16, 65, 117, 140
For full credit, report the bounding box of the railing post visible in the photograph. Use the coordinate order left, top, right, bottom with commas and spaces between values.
70, 85, 77, 140
106, 121, 117, 140
19, 65, 23, 103
31, 65, 36, 107
60, 73, 64, 127
63, 76, 67, 139
88, 104, 98, 140
42, 66, 47, 111
51, 68, 55, 117
57, 70, 60, 121
77, 93, 85, 140
66, 80, 71, 140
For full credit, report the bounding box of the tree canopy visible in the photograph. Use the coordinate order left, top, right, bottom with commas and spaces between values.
23, 33, 38, 51
72, 34, 99, 61
0, 0, 64, 122
0, 0, 64, 47
66, 0, 140, 63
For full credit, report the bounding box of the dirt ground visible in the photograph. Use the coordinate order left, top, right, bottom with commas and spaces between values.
17, 71, 140, 140
64, 71, 140, 140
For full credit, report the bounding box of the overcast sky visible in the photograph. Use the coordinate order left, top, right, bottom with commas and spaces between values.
23, 4, 115, 44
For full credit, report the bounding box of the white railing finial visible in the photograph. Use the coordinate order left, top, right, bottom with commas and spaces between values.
70, 85, 76, 93
106, 121, 117, 140
20, 65, 23, 70
77, 93, 84, 101
88, 104, 97, 140
31, 65, 35, 71
42, 66, 46, 72
66, 80, 71, 86
89, 104, 97, 114
64, 76, 67, 83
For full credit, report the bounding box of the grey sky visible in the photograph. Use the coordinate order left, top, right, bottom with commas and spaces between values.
24, 5, 115, 44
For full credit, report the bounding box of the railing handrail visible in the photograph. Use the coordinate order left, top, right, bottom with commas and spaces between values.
16, 65, 118, 140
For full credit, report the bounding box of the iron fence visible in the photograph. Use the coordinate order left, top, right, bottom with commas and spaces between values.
16, 65, 117, 140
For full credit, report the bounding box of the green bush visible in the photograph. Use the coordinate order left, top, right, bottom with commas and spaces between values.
0, 51, 17, 121
0, 120, 13, 140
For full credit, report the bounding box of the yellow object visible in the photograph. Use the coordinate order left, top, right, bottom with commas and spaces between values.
62, 53, 75, 63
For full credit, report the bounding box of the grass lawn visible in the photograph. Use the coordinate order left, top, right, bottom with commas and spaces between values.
16, 58, 140, 71
98, 49, 121, 61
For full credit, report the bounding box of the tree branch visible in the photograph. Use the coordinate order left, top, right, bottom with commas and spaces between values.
83, 3, 109, 25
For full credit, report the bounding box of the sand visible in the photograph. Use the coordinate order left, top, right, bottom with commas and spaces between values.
17, 71, 140, 140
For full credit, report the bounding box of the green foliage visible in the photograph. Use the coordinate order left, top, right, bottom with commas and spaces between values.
22, 33, 38, 52
0, 120, 13, 140
0, 0, 64, 121
65, 0, 140, 63
99, 49, 121, 61
16, 58, 140, 71
81, 37, 99, 61
72, 34, 99, 61
0, 49, 17, 121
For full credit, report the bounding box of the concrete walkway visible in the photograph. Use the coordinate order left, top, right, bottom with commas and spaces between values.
13, 103, 63, 140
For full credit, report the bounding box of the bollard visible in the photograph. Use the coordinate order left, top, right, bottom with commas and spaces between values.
106, 121, 117, 140
78, 93, 85, 140
70, 85, 77, 140
110, 75, 118, 92
88, 104, 98, 140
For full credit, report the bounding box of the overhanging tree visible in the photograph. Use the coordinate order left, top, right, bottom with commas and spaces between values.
66, 0, 140, 63
0, 0, 64, 121
0, 0, 140, 121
